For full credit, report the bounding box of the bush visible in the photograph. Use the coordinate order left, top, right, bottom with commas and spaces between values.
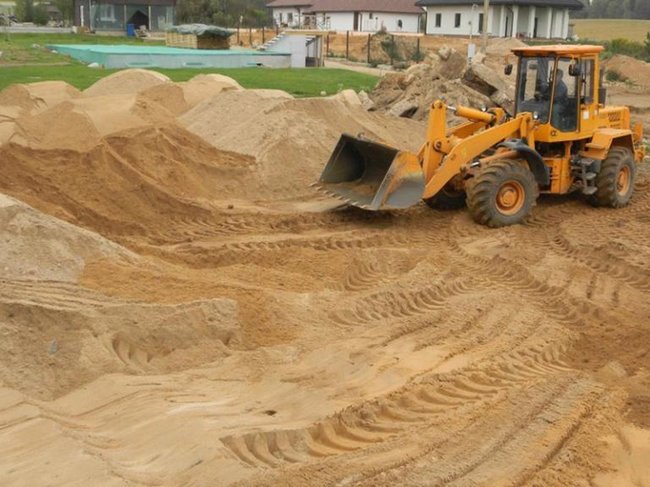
604, 37, 650, 62
32, 4, 49, 25
605, 69, 622, 82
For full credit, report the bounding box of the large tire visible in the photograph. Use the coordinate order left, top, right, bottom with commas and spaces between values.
588, 146, 636, 208
424, 183, 466, 210
466, 160, 539, 228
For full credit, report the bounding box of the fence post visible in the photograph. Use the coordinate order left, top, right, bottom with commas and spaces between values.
326, 33, 330, 56
346, 30, 349, 60
249, 27, 252, 46
262, 26, 265, 43
390, 35, 395, 65
416, 37, 420, 62
367, 33, 371, 64
236, 25, 240, 44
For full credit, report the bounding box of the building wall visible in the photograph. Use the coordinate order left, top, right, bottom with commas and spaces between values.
289, 10, 420, 33
271, 7, 305, 28
425, 4, 571, 39
74, 0, 174, 31
424, 5, 494, 37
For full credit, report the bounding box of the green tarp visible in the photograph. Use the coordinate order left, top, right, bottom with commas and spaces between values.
167, 24, 235, 38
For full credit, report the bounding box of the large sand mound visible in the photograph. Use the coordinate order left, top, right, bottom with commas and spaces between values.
83, 68, 171, 97
0, 81, 81, 115
181, 89, 425, 196
0, 126, 256, 243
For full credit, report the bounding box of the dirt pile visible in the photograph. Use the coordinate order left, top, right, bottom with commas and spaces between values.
370, 39, 524, 120
604, 54, 650, 87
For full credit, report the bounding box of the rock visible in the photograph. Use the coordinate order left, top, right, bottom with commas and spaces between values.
387, 99, 419, 118
87, 62, 101, 69
439, 45, 452, 61
357, 90, 375, 111
490, 90, 514, 112
471, 52, 486, 65
462, 62, 507, 97
438, 47, 467, 80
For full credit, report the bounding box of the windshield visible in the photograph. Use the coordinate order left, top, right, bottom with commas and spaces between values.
515, 56, 552, 122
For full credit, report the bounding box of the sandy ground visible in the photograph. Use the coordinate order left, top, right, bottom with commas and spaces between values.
0, 66, 649, 487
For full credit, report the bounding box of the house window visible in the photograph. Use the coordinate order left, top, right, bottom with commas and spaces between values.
435, 13, 441, 28
478, 13, 483, 32
288, 12, 293, 23
397, 19, 403, 29
455, 13, 461, 28
369, 13, 373, 19
99, 4, 115, 21
278, 13, 283, 23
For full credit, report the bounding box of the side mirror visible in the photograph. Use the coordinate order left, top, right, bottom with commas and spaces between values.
504, 64, 513, 76
568, 63, 581, 77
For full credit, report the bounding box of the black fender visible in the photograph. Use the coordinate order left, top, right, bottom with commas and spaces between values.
498, 139, 550, 187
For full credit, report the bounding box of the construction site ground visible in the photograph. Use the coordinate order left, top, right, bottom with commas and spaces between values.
0, 43, 649, 486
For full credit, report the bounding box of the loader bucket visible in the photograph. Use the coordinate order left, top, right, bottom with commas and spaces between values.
315, 134, 425, 210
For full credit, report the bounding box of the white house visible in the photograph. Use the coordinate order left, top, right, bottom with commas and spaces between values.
416, 0, 584, 39
267, 0, 425, 33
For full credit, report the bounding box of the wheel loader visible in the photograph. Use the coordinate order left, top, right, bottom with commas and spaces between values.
314, 45, 645, 227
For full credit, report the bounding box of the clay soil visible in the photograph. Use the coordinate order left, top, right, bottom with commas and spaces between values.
0, 66, 649, 487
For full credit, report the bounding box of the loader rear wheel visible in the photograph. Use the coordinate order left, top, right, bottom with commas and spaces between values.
588, 147, 636, 208
424, 184, 466, 210
466, 160, 538, 228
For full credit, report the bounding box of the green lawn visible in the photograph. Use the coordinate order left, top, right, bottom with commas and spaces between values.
0, 33, 378, 96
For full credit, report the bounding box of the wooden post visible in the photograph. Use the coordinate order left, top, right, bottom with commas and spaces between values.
262, 26, 265, 43
390, 35, 395, 65
367, 33, 371, 64
249, 28, 252, 46
346, 30, 349, 60
326, 33, 330, 56
416, 37, 420, 61
237, 25, 240, 44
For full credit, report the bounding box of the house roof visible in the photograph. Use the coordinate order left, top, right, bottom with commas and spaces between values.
415, 0, 584, 9
266, 0, 313, 6
267, 0, 424, 14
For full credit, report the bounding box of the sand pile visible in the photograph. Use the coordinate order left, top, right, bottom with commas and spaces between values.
0, 193, 132, 281
178, 73, 243, 107
0, 126, 255, 241
604, 54, 650, 87
83, 68, 171, 97
0, 81, 81, 116
181, 89, 425, 196
11, 93, 178, 150
0, 293, 241, 400
0, 81, 82, 145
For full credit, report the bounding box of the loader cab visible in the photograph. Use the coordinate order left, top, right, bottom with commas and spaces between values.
512, 45, 604, 141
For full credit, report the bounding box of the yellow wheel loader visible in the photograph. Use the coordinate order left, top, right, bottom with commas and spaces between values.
315, 45, 645, 227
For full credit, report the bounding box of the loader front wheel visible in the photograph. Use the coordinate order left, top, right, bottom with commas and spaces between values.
588, 147, 636, 208
424, 183, 466, 210
466, 160, 538, 228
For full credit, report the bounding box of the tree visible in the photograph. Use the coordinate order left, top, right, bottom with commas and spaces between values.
15, 0, 35, 22
176, 0, 270, 27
